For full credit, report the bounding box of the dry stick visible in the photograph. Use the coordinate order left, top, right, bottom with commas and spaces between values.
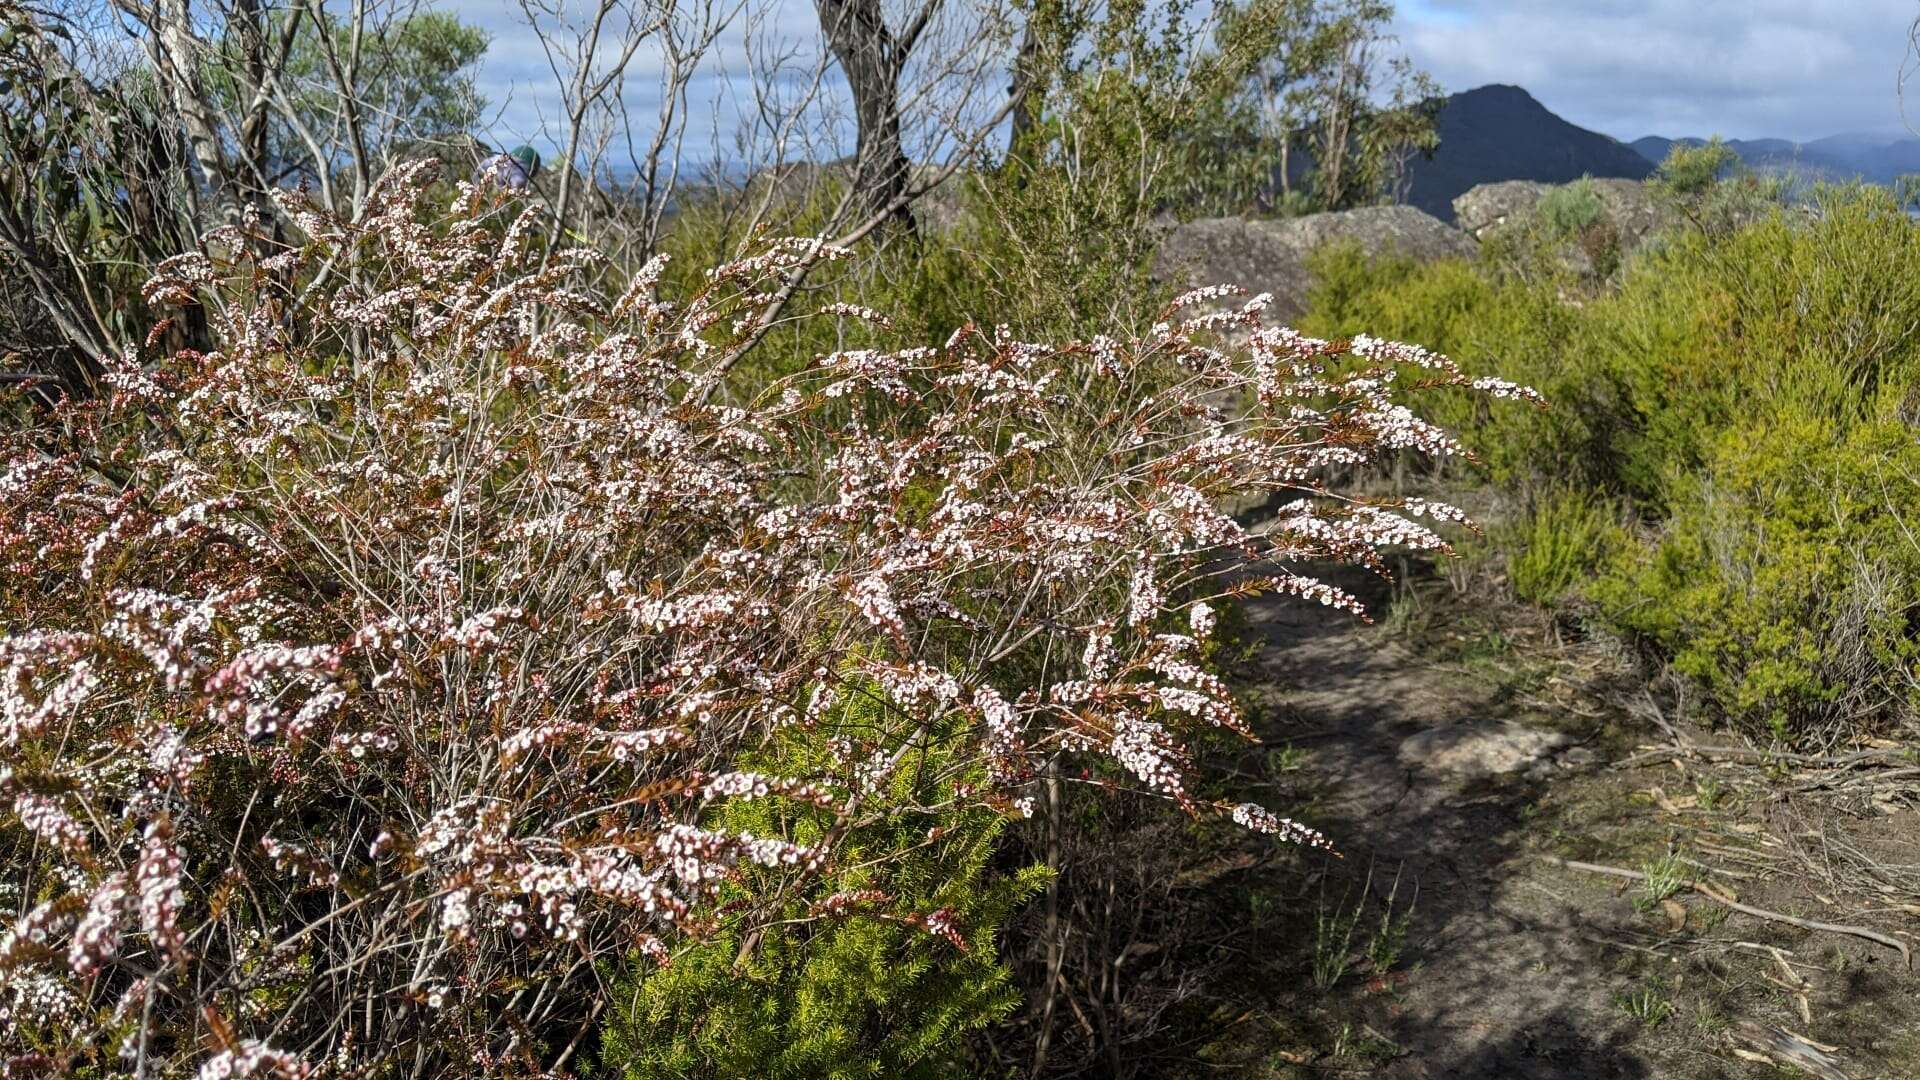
1615, 745, 1907, 770
1730, 1021, 1850, 1080
1795, 765, 1920, 793
1539, 856, 1913, 971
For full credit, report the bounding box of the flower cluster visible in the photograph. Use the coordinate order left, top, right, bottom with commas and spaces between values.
194, 1041, 311, 1080
0, 163, 1528, 1074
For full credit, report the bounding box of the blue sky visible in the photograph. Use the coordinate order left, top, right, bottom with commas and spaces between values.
452, 0, 1920, 159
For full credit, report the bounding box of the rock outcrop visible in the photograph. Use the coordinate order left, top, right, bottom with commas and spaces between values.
1451, 180, 1551, 238
1582, 177, 1669, 251
1453, 177, 1672, 255
1154, 205, 1477, 322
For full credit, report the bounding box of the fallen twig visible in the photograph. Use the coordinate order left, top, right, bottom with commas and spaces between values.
1696, 841, 1780, 867
1676, 855, 1758, 881
1793, 766, 1920, 793
1616, 745, 1906, 770
1539, 856, 1913, 970
1728, 1021, 1850, 1080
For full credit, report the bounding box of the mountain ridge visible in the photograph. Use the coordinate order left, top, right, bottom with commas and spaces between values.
1400, 84, 1655, 221
1629, 130, 1920, 185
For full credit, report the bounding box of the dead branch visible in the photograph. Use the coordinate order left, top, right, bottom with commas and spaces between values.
1540, 856, 1914, 970
1616, 745, 1908, 770
1727, 1021, 1850, 1080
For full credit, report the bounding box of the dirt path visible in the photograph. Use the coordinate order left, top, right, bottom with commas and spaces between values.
1219, 571, 1920, 1079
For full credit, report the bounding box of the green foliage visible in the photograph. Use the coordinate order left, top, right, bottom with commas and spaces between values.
1633, 854, 1689, 910
1301, 241, 1496, 347
1614, 980, 1675, 1028
1299, 184, 1920, 745
208, 10, 489, 148
1535, 176, 1604, 237
1653, 139, 1737, 198
644, 0, 1438, 403
1225, 0, 1441, 213
1310, 886, 1362, 992
1650, 137, 1788, 235
359, 12, 491, 135
1504, 486, 1624, 606
1299, 242, 1588, 487
601, 690, 1048, 1080
1594, 419, 1920, 742
1363, 870, 1415, 974
0, 9, 201, 383
656, 0, 1331, 397
986, 0, 1298, 334
1310, 185, 1920, 501
1523, 177, 1622, 279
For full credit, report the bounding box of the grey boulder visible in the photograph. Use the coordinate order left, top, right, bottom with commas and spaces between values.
1154, 205, 1478, 323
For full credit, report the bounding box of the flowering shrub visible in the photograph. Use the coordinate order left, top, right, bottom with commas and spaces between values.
0, 161, 1533, 1075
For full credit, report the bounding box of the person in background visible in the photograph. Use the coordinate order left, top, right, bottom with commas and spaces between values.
475, 145, 542, 190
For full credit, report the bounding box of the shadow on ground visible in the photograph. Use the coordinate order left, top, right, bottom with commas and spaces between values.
1220, 566, 1661, 1078
1016, 560, 1916, 1079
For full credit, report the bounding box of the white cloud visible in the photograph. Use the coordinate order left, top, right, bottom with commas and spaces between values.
447, 0, 1018, 178
1393, 0, 1920, 141
449, 0, 840, 167
444, 0, 1920, 165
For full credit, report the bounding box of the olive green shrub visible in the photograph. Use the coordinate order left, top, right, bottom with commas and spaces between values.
1505, 485, 1627, 607
1595, 419, 1920, 744
600, 692, 1048, 1080
1300, 183, 1920, 745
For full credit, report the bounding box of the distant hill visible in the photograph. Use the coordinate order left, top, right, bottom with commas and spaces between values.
1401, 85, 1655, 222
1631, 131, 1920, 186
1632, 135, 1792, 163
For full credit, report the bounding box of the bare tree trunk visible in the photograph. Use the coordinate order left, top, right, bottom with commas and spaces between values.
1029, 763, 1062, 1077
534, 0, 650, 259
1007, 5, 1047, 160
145, 0, 233, 204
1315, 47, 1352, 209
815, 0, 937, 231
234, 0, 269, 179
310, 0, 375, 212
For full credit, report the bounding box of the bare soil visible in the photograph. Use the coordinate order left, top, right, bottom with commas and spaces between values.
1182, 568, 1920, 1079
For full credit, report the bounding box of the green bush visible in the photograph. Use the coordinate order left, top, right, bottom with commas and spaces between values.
1529, 177, 1623, 280
1594, 418, 1920, 743
1313, 185, 1920, 501
1299, 242, 1598, 488
1505, 486, 1625, 606
1536, 176, 1605, 237
601, 690, 1049, 1079
1300, 183, 1920, 745
1654, 140, 1737, 198
1651, 138, 1788, 233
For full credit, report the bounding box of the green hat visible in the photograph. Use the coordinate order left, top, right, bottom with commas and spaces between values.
508, 146, 541, 178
